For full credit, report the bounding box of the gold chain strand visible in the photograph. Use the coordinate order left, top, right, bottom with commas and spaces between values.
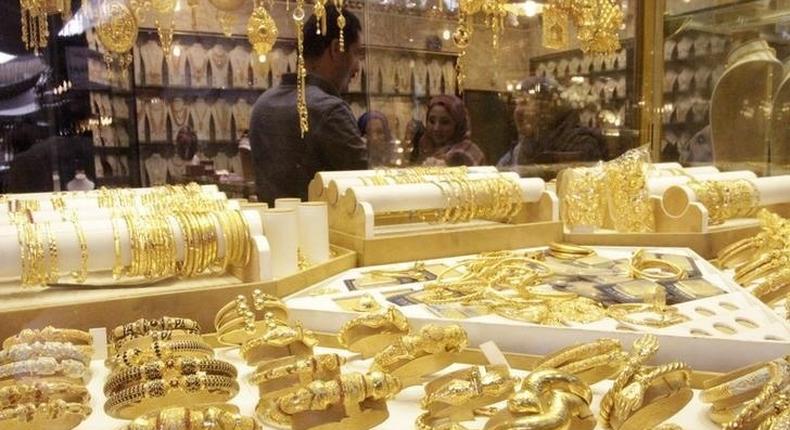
294, 0, 309, 137
70, 219, 89, 283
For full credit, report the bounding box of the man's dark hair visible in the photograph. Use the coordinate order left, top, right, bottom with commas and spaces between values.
303, 8, 362, 60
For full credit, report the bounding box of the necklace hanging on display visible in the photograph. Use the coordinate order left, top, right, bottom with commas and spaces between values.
96, 0, 139, 79
248, 2, 278, 57
19, 0, 71, 53
208, 0, 246, 36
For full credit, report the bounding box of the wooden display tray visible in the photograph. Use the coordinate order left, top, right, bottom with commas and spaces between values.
565, 199, 790, 259
330, 191, 562, 266
0, 246, 356, 342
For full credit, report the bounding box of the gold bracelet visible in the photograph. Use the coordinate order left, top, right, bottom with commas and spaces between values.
422, 365, 514, 422
240, 321, 317, 366
276, 371, 401, 414
124, 406, 259, 430
752, 269, 790, 305
70, 219, 89, 283
114, 332, 206, 355
0, 382, 90, 408
371, 324, 468, 387
701, 357, 789, 409
104, 374, 239, 419
535, 338, 626, 385
251, 353, 345, 388
0, 399, 91, 430
0, 341, 93, 366
337, 307, 410, 358
548, 242, 596, 260
3, 327, 92, 349
111, 317, 201, 348
607, 303, 689, 328
0, 357, 89, 387
106, 339, 214, 370
483, 369, 595, 430
735, 251, 790, 285
44, 221, 59, 283
104, 357, 237, 396
629, 249, 687, 282
715, 360, 789, 430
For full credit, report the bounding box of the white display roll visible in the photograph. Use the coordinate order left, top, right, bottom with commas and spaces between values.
652, 162, 684, 170
274, 198, 302, 210
297, 202, 330, 265
327, 171, 524, 205
647, 170, 758, 196
261, 208, 299, 279
684, 166, 720, 175
313, 166, 500, 190
663, 175, 790, 217
346, 177, 546, 214
0, 226, 22, 278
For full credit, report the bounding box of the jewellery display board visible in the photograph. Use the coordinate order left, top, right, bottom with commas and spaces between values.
284, 245, 790, 373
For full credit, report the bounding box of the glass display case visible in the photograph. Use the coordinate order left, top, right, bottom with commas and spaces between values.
0, 2, 788, 430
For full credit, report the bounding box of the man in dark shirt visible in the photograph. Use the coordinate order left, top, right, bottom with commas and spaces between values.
249, 8, 368, 204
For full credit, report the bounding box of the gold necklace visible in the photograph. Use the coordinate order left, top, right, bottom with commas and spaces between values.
170, 99, 189, 128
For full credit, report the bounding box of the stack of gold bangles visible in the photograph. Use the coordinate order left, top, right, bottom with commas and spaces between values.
0, 327, 93, 429
701, 356, 790, 429
548, 242, 597, 260
687, 178, 760, 226
214, 290, 290, 346
431, 175, 523, 224
104, 317, 240, 420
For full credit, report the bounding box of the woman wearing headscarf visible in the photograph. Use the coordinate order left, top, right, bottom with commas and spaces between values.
415, 95, 485, 166
357, 111, 393, 167
497, 76, 606, 166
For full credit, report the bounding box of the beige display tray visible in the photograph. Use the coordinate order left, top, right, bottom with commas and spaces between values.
0, 245, 356, 341
331, 220, 563, 266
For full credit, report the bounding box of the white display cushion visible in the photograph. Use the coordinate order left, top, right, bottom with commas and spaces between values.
285, 246, 790, 372
76, 345, 721, 429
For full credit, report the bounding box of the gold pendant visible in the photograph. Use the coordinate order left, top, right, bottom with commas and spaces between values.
208, 0, 245, 35
19, 0, 71, 52
156, 18, 175, 58
542, 4, 569, 50
96, 0, 138, 79
333, 0, 345, 52
313, 0, 327, 35
248, 4, 278, 57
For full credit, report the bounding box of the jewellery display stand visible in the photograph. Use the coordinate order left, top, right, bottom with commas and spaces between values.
284, 246, 790, 373
559, 169, 790, 258
322, 175, 560, 266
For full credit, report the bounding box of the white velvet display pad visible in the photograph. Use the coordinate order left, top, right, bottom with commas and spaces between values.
284, 246, 790, 372
76, 345, 719, 429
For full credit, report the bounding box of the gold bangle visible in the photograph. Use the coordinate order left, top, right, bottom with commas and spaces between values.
111, 317, 201, 348
629, 249, 687, 282
114, 332, 206, 355
483, 369, 595, 430
0, 341, 93, 366
535, 338, 626, 385
0, 382, 90, 408
371, 324, 468, 387
337, 307, 410, 358
735, 251, 790, 285
70, 219, 89, 283
548, 242, 596, 260
104, 357, 237, 395
251, 353, 344, 390
607, 303, 689, 328
240, 321, 317, 366
715, 360, 790, 430
3, 327, 92, 349
106, 339, 214, 370
276, 371, 401, 414
44, 221, 59, 283
0, 399, 91, 430
701, 357, 790, 406
0, 357, 89, 387
422, 365, 514, 421
104, 374, 240, 419
124, 406, 259, 430
752, 270, 790, 305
